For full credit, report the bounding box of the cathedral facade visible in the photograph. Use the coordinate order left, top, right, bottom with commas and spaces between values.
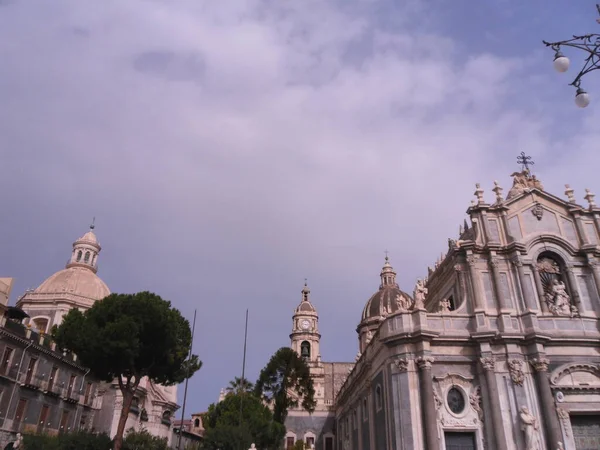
14, 226, 180, 443
286, 169, 600, 450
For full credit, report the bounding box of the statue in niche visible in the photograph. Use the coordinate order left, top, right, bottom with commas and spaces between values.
546, 279, 578, 316
519, 406, 541, 450
537, 256, 578, 317
248, 444, 257, 450
439, 298, 451, 313
413, 279, 427, 310
395, 293, 413, 311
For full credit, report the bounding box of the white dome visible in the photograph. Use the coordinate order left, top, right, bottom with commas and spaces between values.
34, 266, 110, 301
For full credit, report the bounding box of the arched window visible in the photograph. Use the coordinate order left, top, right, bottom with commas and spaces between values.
84, 251, 91, 263
194, 418, 200, 428
300, 341, 311, 359
375, 385, 383, 411
33, 318, 48, 334
76, 250, 82, 262
536, 252, 575, 315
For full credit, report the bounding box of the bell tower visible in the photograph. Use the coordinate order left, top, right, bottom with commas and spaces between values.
290, 281, 321, 365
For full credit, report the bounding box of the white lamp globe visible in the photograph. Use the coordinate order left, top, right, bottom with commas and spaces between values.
553, 53, 570, 73
575, 88, 590, 108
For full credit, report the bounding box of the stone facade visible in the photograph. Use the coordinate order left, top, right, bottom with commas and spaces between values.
292, 169, 600, 450
0, 286, 100, 443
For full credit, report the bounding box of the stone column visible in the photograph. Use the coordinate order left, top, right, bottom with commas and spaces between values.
531, 265, 550, 313
512, 256, 537, 310
587, 257, 600, 301
573, 213, 589, 246
564, 266, 582, 310
531, 358, 563, 449
489, 256, 511, 310
466, 255, 485, 311
480, 357, 508, 450
416, 356, 438, 450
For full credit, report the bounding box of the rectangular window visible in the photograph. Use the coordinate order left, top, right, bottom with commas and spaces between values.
14, 398, 27, 429
286, 437, 295, 450
25, 357, 37, 384
67, 374, 77, 398
38, 404, 49, 431
84, 382, 93, 404
60, 410, 70, 431
325, 437, 333, 450
0, 348, 13, 375
48, 366, 58, 391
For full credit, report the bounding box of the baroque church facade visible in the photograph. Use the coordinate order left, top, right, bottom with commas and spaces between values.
284, 168, 600, 450
14, 226, 180, 443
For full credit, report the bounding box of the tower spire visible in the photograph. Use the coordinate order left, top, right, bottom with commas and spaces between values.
302, 279, 310, 302
90, 216, 96, 230
380, 252, 398, 289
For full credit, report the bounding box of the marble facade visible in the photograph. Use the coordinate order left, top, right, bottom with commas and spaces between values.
288, 169, 600, 450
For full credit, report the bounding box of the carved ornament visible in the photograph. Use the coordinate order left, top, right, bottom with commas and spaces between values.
531, 202, 544, 221
511, 256, 523, 268
393, 358, 409, 372
454, 264, 465, 272
530, 358, 550, 373
416, 356, 434, 370
550, 363, 600, 385
489, 257, 499, 268
469, 386, 483, 421
556, 407, 570, 437
508, 359, 525, 386
480, 357, 495, 371
433, 389, 442, 410
466, 255, 478, 266
588, 258, 598, 267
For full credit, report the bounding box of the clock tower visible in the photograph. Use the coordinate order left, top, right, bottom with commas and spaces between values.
290, 281, 321, 364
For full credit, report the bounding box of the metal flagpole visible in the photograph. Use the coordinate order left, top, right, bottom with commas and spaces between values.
238, 309, 249, 428
177, 309, 197, 450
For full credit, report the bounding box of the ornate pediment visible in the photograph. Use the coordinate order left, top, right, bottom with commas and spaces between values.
550, 363, 600, 390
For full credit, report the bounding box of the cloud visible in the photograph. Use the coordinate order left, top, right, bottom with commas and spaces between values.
1, 0, 599, 413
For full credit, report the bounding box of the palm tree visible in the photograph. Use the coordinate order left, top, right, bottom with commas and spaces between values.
226, 376, 254, 394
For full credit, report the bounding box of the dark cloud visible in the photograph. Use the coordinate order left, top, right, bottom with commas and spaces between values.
1, 0, 600, 416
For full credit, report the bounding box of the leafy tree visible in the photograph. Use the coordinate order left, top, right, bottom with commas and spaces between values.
202, 392, 285, 450
254, 347, 315, 424
53, 292, 201, 450
226, 376, 254, 394
123, 428, 168, 450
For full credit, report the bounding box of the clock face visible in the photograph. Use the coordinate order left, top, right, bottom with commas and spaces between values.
301, 320, 311, 330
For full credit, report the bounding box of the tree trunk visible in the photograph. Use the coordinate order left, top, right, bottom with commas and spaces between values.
113, 375, 139, 450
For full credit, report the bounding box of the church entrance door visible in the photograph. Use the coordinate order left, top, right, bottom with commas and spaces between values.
444, 432, 476, 450
571, 415, 600, 450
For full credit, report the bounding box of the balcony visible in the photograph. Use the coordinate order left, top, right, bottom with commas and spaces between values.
20, 372, 43, 391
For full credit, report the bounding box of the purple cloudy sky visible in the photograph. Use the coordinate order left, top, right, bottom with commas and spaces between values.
1, 0, 600, 414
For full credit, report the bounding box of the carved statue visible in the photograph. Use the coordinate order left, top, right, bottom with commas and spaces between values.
546, 279, 574, 316
413, 279, 427, 310
248, 444, 257, 450
365, 330, 373, 345
469, 386, 483, 421
520, 406, 541, 450
508, 359, 525, 386
507, 169, 545, 200
439, 298, 451, 313
395, 293, 413, 311
6, 434, 22, 449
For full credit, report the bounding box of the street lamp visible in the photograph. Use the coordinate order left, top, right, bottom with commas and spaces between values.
543, 4, 600, 108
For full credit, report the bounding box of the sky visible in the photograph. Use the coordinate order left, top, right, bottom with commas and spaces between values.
1, 0, 600, 415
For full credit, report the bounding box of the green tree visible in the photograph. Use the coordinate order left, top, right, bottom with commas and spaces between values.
53, 292, 201, 450
202, 392, 285, 450
254, 347, 316, 424
123, 428, 168, 450
225, 376, 254, 394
